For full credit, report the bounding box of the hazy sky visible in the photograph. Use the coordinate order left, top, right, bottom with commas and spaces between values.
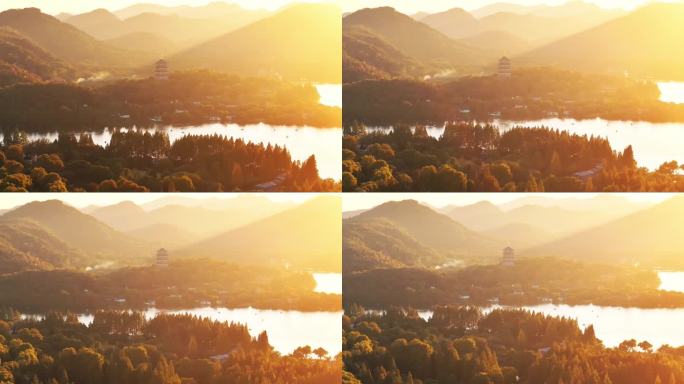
0, 193, 318, 210
342, 193, 672, 211
0, 0, 668, 15
340, 0, 664, 13
0, 0, 334, 14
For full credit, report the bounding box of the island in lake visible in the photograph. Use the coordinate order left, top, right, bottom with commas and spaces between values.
343, 193, 684, 384
0, 193, 342, 383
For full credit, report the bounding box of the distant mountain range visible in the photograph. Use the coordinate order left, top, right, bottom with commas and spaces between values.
418, 8, 479, 40
527, 196, 684, 265
0, 196, 340, 274
169, 3, 341, 82
344, 196, 681, 273
344, 6, 489, 81
518, 2, 684, 80
445, 197, 644, 235
104, 32, 177, 57
342, 2, 684, 82
112, 1, 264, 20
0, 8, 145, 69
469, 1, 622, 19
89, 195, 293, 238
0, 3, 340, 83
63, 7, 266, 49
178, 195, 341, 272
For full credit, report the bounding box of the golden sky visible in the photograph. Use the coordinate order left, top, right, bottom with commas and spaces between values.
0, 0, 335, 14
0, 0, 667, 15
342, 193, 673, 211
0, 193, 319, 210
340, 0, 665, 13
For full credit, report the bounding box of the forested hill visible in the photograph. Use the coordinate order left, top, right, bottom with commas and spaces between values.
0, 8, 146, 69
343, 6, 489, 81
2, 200, 147, 259
0, 218, 86, 273
343, 200, 503, 273
0, 27, 75, 85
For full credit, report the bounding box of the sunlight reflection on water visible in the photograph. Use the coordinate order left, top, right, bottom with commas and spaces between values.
659, 82, 684, 104
313, 273, 342, 294
315, 84, 342, 108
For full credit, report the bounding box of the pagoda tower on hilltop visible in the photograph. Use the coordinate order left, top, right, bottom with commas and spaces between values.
155, 59, 169, 81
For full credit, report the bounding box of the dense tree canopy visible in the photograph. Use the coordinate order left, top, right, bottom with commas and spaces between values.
343, 68, 684, 126
344, 305, 684, 384
0, 131, 339, 192
343, 257, 684, 309
0, 259, 340, 313
0, 71, 340, 130
343, 123, 684, 192
0, 309, 340, 384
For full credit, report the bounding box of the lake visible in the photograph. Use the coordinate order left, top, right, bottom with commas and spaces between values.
659, 82, 684, 104
368, 117, 684, 171
313, 272, 342, 294
11, 124, 342, 180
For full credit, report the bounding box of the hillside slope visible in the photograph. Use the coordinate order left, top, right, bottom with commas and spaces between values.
360, 200, 501, 251
0, 8, 144, 69
170, 4, 341, 82
3, 200, 147, 259
344, 7, 490, 73
519, 3, 684, 79
529, 196, 684, 265
0, 219, 86, 273
178, 196, 341, 271
0, 27, 74, 85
